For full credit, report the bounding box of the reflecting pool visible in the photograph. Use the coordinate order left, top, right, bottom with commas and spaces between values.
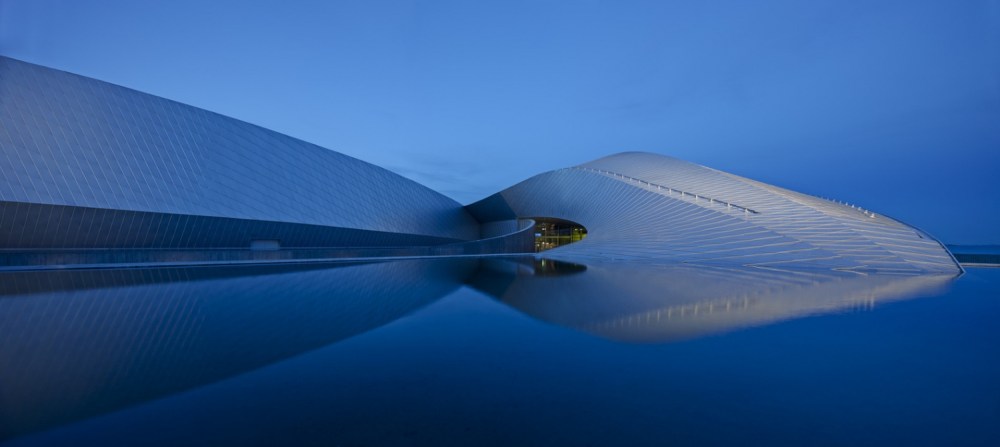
1, 258, 998, 446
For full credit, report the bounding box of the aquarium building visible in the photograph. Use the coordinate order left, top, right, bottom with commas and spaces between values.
0, 56, 961, 274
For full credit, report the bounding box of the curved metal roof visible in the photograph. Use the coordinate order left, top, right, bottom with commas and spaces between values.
468, 152, 960, 273
0, 56, 478, 242
0, 56, 962, 272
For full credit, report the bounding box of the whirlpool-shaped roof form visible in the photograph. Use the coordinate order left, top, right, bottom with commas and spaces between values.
0, 56, 479, 249
468, 152, 961, 274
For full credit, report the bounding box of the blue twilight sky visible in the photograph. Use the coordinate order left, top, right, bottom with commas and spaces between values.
1, 0, 997, 244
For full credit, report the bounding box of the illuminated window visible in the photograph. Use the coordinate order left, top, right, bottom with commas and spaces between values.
531, 218, 587, 252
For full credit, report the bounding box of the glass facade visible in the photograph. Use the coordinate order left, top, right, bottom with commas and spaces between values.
533, 218, 587, 252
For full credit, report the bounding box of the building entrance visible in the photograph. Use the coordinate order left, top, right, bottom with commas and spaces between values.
532, 218, 587, 252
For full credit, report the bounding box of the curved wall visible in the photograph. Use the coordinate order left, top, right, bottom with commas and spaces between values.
0, 56, 479, 248
467, 152, 961, 274
0, 56, 962, 272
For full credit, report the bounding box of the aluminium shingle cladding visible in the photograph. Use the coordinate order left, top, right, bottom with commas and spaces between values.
0, 56, 963, 272
0, 56, 479, 246
468, 152, 961, 274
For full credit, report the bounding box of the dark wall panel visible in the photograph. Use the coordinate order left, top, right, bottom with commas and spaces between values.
0, 201, 457, 249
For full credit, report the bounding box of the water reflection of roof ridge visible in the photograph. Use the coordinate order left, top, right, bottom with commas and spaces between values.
0, 261, 378, 298
581, 272, 955, 336
477, 258, 957, 343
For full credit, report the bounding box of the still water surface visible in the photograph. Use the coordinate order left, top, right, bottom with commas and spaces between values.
0, 258, 997, 446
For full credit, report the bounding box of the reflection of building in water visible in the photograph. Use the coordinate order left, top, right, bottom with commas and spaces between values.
468, 258, 957, 343
0, 259, 475, 441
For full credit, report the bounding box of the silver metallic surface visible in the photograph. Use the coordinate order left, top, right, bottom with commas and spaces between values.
0, 57, 961, 273
468, 152, 960, 273
0, 56, 479, 248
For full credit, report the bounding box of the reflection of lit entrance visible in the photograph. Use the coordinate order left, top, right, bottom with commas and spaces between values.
532, 218, 587, 252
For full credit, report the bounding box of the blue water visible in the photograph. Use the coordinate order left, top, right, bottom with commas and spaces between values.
1, 259, 997, 446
